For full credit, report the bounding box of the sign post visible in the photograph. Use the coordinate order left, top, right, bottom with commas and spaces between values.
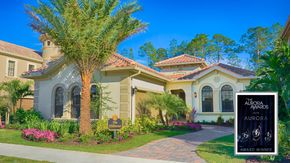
235, 92, 278, 155
108, 115, 122, 139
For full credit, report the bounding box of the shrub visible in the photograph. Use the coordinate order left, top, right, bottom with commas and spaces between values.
14, 109, 42, 124
133, 117, 158, 134
260, 121, 289, 161
79, 134, 94, 143
226, 118, 234, 126
95, 132, 112, 143
5, 123, 22, 129
22, 128, 57, 142
48, 120, 61, 134
216, 116, 224, 125
59, 133, 76, 142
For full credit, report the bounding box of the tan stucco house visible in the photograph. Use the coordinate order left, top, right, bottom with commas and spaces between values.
0, 40, 43, 109
22, 37, 256, 122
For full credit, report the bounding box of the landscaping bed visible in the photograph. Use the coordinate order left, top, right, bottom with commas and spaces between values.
0, 109, 201, 154
0, 128, 193, 154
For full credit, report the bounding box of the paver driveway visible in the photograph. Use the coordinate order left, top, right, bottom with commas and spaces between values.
116, 125, 234, 163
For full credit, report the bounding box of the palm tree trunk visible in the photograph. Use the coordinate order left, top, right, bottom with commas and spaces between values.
5, 111, 9, 125
19, 98, 23, 109
165, 114, 169, 126
79, 71, 92, 135
158, 109, 165, 126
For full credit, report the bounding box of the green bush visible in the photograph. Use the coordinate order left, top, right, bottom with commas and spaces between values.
14, 109, 42, 124
59, 133, 76, 142
79, 134, 94, 143
225, 118, 234, 126
261, 121, 289, 161
216, 116, 224, 125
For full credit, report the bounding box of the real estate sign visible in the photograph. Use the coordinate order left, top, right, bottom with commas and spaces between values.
235, 92, 278, 155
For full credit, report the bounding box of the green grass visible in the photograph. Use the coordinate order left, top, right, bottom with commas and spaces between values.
0, 155, 50, 163
0, 129, 191, 154
196, 134, 248, 163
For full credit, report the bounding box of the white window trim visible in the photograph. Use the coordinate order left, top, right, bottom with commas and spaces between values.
6, 58, 18, 77
27, 62, 37, 71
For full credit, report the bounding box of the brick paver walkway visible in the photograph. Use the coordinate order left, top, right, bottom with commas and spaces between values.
116, 125, 234, 163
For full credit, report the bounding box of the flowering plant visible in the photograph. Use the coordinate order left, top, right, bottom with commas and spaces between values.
172, 121, 202, 130
22, 128, 58, 142
0, 123, 5, 129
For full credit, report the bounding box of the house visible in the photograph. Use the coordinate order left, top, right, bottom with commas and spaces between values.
0, 40, 43, 109
282, 16, 290, 43
23, 36, 256, 122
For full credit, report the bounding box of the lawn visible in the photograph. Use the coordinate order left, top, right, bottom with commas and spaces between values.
196, 134, 248, 163
0, 155, 50, 163
0, 129, 191, 154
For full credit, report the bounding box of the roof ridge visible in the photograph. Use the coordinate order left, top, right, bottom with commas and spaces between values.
0, 40, 39, 52
155, 54, 188, 64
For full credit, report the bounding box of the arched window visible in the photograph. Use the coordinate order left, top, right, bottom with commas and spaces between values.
71, 86, 81, 118
55, 87, 64, 118
202, 86, 213, 112
221, 85, 234, 112
90, 84, 99, 119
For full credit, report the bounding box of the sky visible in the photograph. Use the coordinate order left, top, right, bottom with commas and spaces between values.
0, 0, 289, 65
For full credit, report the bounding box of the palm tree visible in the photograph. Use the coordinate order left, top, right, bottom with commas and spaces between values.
0, 79, 34, 124
27, 0, 147, 134
247, 40, 290, 121
147, 92, 188, 126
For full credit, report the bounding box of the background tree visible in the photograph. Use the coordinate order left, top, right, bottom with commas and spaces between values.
120, 48, 129, 57
147, 92, 188, 126
247, 40, 290, 122
129, 48, 134, 60
28, 0, 147, 134
168, 39, 179, 57
139, 42, 156, 67
186, 34, 209, 58
138, 42, 168, 68
0, 79, 33, 124
208, 34, 239, 64
240, 23, 283, 69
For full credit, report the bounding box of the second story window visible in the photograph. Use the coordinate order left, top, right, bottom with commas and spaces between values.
8, 60, 16, 76
28, 64, 35, 71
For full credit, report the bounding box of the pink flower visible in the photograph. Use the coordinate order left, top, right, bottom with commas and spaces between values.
22, 129, 57, 142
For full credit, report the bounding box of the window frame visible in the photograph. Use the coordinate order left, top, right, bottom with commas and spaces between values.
54, 87, 64, 118
27, 63, 36, 71
201, 86, 213, 112
6, 58, 17, 77
221, 85, 234, 112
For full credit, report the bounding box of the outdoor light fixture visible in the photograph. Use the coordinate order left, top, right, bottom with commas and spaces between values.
194, 92, 197, 98
131, 87, 138, 95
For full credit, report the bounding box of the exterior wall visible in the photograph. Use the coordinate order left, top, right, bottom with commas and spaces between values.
159, 64, 201, 76
192, 70, 250, 122
166, 81, 193, 109
0, 53, 42, 83
16, 98, 34, 110
35, 65, 126, 120
132, 76, 165, 122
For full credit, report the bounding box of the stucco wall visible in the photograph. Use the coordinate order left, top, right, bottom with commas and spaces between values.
35, 64, 123, 119
0, 53, 42, 83
193, 70, 250, 122
167, 70, 251, 122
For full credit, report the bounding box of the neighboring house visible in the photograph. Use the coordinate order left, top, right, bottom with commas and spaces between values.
0, 40, 43, 109
23, 37, 256, 122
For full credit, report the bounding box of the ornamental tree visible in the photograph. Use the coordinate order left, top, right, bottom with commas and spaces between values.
27, 0, 147, 134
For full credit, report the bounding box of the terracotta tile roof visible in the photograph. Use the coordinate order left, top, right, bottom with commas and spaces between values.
23, 53, 170, 80
154, 54, 204, 67
0, 40, 43, 62
178, 63, 255, 80
105, 53, 170, 79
